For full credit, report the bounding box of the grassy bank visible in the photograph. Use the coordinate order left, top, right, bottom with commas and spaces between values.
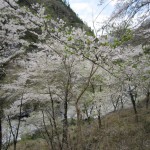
8, 105, 150, 150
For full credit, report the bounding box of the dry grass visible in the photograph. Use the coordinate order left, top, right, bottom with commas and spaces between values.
8, 139, 48, 150
8, 106, 150, 150
81, 107, 150, 150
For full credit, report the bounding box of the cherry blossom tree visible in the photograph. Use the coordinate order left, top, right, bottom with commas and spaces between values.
0, 0, 47, 149
110, 0, 150, 27
0, 0, 47, 66
1, 0, 150, 149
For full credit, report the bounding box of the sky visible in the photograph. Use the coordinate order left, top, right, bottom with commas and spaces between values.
69, 0, 117, 34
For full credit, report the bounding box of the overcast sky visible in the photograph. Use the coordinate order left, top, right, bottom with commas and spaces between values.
69, 0, 117, 33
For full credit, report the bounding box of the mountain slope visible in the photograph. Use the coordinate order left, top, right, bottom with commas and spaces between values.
18, 0, 93, 34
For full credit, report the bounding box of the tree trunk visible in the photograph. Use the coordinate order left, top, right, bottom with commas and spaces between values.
129, 89, 138, 122
96, 105, 101, 129
13, 141, 17, 150
75, 103, 82, 149
62, 75, 70, 149
49, 87, 62, 150
83, 104, 91, 124
0, 103, 3, 150
129, 92, 137, 114
0, 114, 2, 150
146, 91, 150, 109
62, 97, 68, 149
120, 97, 124, 109
42, 111, 54, 150
98, 114, 101, 129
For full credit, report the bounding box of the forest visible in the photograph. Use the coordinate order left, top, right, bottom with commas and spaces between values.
0, 0, 150, 150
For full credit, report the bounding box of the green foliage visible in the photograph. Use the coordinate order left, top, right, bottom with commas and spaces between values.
67, 36, 72, 41
132, 64, 138, 69
64, 46, 74, 55
111, 29, 133, 48
69, 118, 76, 126
109, 23, 133, 48
26, 45, 38, 52
44, 14, 52, 20
18, 0, 93, 34
143, 45, 150, 54
86, 39, 91, 45
22, 31, 38, 43
100, 42, 109, 46
43, 0, 84, 27
112, 59, 124, 66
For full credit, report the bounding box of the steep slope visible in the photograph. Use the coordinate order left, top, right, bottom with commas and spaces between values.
8, 103, 150, 150
18, 0, 93, 35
